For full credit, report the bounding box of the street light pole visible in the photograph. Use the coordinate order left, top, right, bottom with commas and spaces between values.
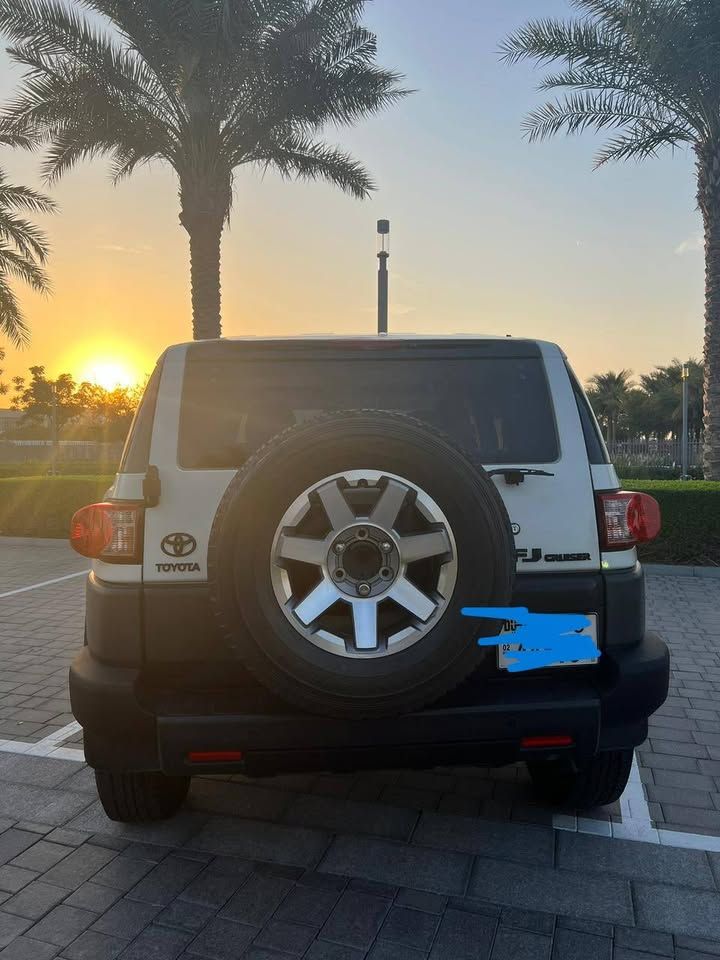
377, 219, 390, 335
681, 364, 690, 481
50, 382, 58, 477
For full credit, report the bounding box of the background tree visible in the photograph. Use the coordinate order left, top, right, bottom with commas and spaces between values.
586, 369, 633, 445
71, 380, 144, 442
639, 359, 704, 440
12, 366, 76, 431
0, 0, 408, 340
502, 0, 720, 479
0, 346, 6, 396
10, 365, 143, 440
0, 163, 55, 347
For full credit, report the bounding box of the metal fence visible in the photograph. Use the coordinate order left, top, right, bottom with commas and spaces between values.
608, 440, 703, 468
0, 440, 124, 464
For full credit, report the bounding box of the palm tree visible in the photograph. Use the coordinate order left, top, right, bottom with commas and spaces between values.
586, 369, 634, 446
0, 0, 408, 341
640, 359, 704, 440
502, 0, 720, 479
0, 164, 55, 347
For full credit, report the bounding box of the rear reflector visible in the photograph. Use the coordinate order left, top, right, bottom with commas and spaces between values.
521, 736, 574, 749
187, 751, 244, 764
597, 491, 661, 551
70, 503, 143, 563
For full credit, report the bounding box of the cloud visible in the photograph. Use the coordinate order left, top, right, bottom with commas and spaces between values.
97, 243, 153, 255
675, 235, 703, 256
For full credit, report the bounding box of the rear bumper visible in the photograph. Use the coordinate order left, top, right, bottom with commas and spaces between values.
70, 631, 669, 776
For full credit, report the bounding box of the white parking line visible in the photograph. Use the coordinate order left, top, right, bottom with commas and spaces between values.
0, 570, 88, 599
0, 720, 85, 762
554, 750, 720, 852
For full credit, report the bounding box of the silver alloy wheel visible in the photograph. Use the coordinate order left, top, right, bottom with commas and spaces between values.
270, 470, 458, 658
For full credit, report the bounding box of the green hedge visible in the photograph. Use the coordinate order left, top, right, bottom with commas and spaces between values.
0, 477, 114, 539
622, 480, 720, 566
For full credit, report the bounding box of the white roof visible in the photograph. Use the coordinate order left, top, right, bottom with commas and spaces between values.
167, 334, 563, 353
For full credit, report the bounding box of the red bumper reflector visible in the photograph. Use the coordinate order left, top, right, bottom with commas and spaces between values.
187, 751, 244, 764
521, 736, 573, 749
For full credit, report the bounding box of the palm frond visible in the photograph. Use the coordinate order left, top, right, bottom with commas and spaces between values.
0, 242, 50, 292
0, 276, 29, 348
523, 89, 682, 141
594, 119, 694, 165
0, 210, 51, 261
254, 132, 374, 199
0, 178, 56, 215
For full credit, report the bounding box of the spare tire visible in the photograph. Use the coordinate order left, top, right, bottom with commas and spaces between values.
208, 411, 514, 718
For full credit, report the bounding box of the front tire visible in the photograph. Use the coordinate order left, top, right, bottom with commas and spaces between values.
95, 771, 190, 822
527, 749, 633, 809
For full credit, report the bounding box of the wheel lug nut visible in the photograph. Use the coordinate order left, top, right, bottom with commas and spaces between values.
358, 583, 371, 597
334, 569, 346, 580
381, 542, 392, 553
334, 543, 346, 554
357, 528, 368, 539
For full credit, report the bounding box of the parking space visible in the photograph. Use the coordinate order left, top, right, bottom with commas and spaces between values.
2, 538, 720, 957
0, 541, 87, 747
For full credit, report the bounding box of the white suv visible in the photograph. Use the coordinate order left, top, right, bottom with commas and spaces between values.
69, 336, 669, 821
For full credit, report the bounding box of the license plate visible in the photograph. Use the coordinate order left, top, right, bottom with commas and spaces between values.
497, 614, 599, 670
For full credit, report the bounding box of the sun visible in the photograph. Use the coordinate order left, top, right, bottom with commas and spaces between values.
81, 360, 139, 391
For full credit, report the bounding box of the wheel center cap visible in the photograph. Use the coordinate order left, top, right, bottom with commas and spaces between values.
327, 524, 401, 598
343, 541, 383, 581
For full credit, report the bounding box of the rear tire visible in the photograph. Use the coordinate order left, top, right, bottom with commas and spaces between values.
95, 771, 190, 822
527, 749, 633, 809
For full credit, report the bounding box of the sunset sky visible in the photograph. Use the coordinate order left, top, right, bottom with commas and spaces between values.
0, 0, 707, 390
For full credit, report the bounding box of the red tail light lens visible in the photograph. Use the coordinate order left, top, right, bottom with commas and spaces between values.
521, 736, 574, 749
597, 492, 661, 551
70, 503, 144, 563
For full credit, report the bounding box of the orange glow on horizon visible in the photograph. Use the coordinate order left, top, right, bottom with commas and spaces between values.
56, 339, 151, 391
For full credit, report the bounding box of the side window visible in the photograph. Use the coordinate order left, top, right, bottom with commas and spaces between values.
567, 365, 609, 465
120, 359, 164, 473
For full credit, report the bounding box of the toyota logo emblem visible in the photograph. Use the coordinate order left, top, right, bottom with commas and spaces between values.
161, 533, 197, 558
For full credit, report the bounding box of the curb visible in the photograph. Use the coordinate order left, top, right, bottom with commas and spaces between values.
644, 563, 720, 579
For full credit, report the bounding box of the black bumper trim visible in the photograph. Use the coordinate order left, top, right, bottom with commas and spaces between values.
70, 631, 668, 775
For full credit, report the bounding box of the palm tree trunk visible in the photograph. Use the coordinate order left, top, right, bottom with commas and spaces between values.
179, 186, 226, 341
697, 147, 720, 480
184, 215, 224, 341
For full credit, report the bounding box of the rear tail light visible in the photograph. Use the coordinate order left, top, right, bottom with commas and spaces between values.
70, 503, 144, 563
596, 491, 661, 551
187, 751, 244, 764
521, 736, 574, 749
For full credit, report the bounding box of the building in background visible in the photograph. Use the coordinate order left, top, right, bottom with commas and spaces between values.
0, 409, 22, 435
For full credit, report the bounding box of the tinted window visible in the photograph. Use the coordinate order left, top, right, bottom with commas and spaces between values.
120, 359, 164, 473
179, 350, 558, 469
567, 365, 609, 465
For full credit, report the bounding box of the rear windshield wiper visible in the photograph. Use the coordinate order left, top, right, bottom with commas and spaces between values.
487, 468, 555, 486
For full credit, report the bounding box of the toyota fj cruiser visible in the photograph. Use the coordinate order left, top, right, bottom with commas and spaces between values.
69, 337, 669, 821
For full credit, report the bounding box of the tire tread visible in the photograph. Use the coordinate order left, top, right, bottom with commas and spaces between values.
95, 771, 190, 822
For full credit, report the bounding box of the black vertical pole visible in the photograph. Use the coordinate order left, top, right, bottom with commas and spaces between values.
378, 251, 389, 335
682, 366, 690, 480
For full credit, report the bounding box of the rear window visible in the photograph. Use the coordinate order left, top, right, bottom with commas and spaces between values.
179, 349, 559, 469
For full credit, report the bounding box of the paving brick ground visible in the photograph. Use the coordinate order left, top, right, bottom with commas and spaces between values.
642, 574, 720, 836
2, 539, 720, 957
0, 540, 87, 744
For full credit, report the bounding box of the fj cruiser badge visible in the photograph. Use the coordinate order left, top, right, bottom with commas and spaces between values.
516, 548, 591, 563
